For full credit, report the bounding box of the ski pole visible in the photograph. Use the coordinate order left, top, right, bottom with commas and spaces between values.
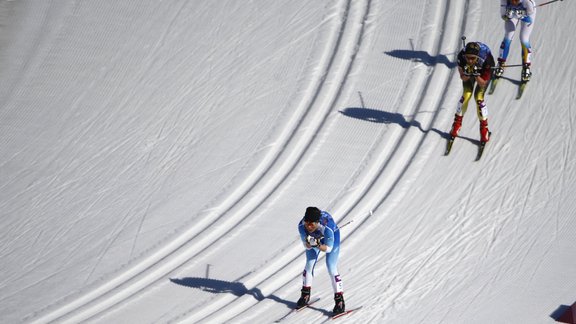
336, 219, 354, 232
537, 0, 563, 7
335, 209, 374, 232
461, 36, 466, 49
491, 64, 524, 69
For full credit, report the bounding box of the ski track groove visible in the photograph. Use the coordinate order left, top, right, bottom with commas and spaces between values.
154, 0, 384, 322
28, 0, 472, 322
27, 0, 360, 323
189, 0, 471, 322
171, 1, 370, 321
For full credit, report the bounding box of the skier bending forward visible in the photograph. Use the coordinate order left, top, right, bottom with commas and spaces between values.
297, 207, 345, 315
450, 41, 495, 143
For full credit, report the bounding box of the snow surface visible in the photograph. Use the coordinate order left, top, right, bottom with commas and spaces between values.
1, 0, 575, 323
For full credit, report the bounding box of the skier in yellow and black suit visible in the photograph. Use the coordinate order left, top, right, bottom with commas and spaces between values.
449, 41, 495, 144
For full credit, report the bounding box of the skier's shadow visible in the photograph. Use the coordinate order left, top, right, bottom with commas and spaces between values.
384, 49, 457, 68
171, 277, 315, 312
339, 107, 450, 140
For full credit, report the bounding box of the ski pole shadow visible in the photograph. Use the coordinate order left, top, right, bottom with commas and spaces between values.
453, 135, 482, 146
493, 75, 523, 86
339, 107, 449, 140
384, 49, 457, 68
303, 304, 333, 317
170, 277, 295, 309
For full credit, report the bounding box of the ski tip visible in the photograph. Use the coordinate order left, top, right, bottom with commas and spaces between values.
445, 137, 455, 156
516, 82, 528, 99
332, 306, 363, 320
488, 78, 499, 94
475, 132, 491, 161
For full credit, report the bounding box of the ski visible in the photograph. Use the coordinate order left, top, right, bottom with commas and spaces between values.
295, 297, 320, 311
445, 136, 456, 155
516, 81, 528, 99
488, 77, 500, 94
275, 298, 320, 322
332, 306, 363, 320
475, 132, 491, 161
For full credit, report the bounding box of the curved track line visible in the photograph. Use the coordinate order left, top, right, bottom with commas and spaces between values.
166, 0, 375, 322
29, 1, 360, 323
191, 0, 471, 322
31, 0, 470, 322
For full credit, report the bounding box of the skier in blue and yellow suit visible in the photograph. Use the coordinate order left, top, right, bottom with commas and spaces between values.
296, 207, 345, 315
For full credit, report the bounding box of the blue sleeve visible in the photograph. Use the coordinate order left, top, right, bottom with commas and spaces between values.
298, 222, 306, 240
322, 227, 335, 253
323, 212, 338, 232
298, 221, 311, 249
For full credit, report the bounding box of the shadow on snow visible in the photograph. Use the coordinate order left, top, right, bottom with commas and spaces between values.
384, 49, 457, 68
170, 277, 320, 313
339, 107, 482, 146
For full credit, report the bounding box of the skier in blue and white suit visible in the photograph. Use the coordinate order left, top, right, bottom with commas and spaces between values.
495, 0, 536, 81
296, 207, 345, 315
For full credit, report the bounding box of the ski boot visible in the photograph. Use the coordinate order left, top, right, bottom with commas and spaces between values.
296, 286, 311, 308
494, 58, 505, 78
521, 63, 532, 82
480, 119, 490, 143
333, 292, 345, 315
450, 114, 463, 138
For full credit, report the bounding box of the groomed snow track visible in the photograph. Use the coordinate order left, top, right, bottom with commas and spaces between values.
25, 1, 476, 323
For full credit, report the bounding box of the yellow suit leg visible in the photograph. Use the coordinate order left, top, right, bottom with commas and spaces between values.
457, 80, 474, 116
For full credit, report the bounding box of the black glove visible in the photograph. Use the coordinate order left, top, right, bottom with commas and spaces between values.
306, 234, 322, 247
464, 64, 481, 76
472, 65, 481, 76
